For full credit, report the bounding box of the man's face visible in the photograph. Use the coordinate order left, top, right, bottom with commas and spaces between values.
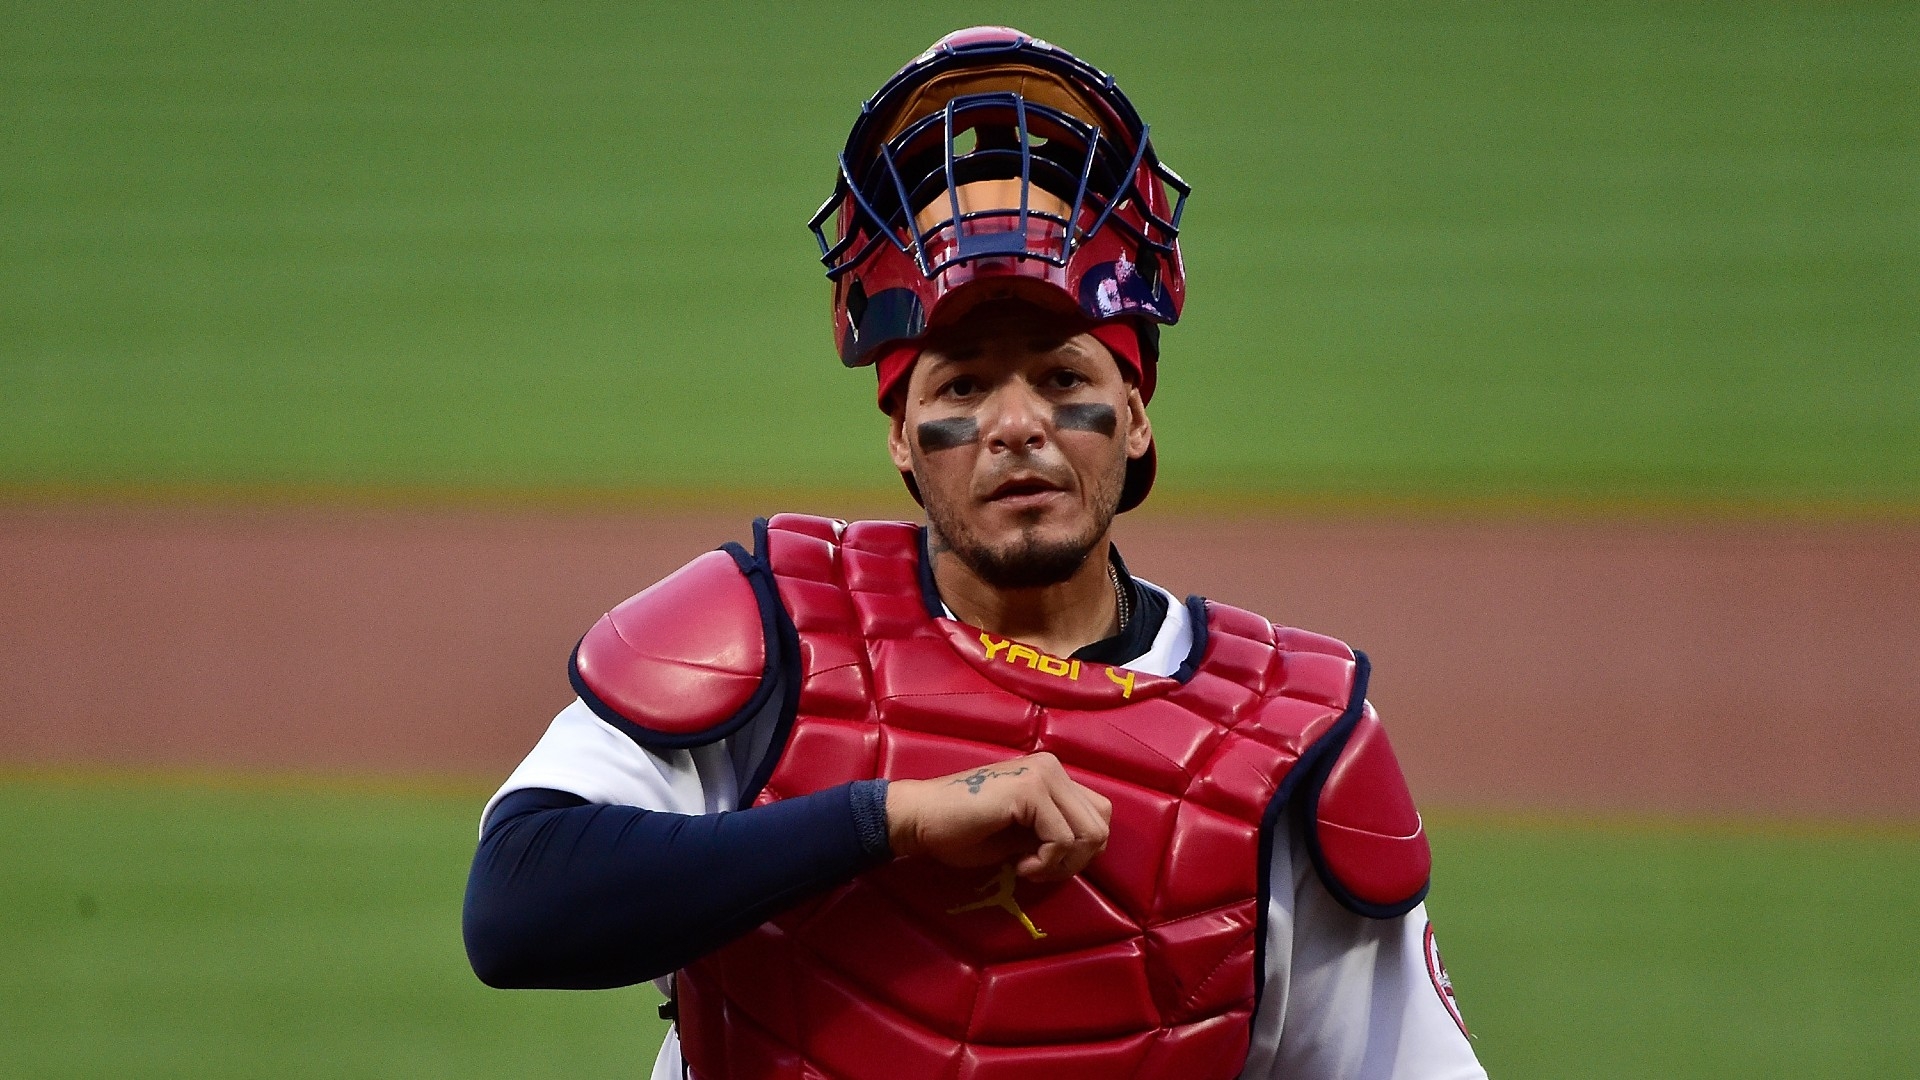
888, 302, 1152, 590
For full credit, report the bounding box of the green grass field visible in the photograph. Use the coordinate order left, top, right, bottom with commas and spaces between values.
3, 2, 1915, 506
3, 776, 1915, 1078
0, 777, 669, 1080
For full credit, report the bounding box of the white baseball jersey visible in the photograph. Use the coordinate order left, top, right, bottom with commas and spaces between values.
490, 581, 1487, 1080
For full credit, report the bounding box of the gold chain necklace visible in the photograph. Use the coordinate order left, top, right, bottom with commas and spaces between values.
1107, 561, 1131, 633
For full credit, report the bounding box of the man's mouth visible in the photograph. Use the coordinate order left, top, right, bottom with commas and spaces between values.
985, 475, 1068, 504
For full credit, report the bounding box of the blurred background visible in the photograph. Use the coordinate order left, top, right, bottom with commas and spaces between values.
2, 2, 1915, 1076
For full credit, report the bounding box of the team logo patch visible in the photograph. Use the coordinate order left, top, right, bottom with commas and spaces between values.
1424, 922, 1469, 1038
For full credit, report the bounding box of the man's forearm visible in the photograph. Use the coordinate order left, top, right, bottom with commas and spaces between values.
462, 781, 891, 989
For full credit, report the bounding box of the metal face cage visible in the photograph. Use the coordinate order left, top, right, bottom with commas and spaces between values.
811, 29, 1193, 371
809, 90, 1189, 283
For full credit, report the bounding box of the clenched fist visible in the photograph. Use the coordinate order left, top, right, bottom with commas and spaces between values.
884, 752, 1112, 882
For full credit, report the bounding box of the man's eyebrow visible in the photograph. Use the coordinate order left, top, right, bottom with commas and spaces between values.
923, 343, 985, 366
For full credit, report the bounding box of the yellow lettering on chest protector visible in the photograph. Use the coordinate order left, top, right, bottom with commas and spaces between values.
981, 633, 1082, 679
978, 632, 1137, 691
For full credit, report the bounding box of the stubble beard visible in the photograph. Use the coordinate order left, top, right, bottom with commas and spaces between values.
919, 452, 1127, 591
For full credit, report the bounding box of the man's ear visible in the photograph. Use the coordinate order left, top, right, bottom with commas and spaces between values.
1124, 386, 1152, 460
887, 409, 915, 475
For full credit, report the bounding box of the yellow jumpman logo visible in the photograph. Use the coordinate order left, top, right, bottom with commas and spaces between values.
946, 863, 1047, 940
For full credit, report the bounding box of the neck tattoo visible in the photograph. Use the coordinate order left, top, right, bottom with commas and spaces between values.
1108, 561, 1131, 634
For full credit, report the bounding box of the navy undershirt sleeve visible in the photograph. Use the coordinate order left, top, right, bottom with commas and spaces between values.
463, 779, 892, 989
467, 541, 1168, 993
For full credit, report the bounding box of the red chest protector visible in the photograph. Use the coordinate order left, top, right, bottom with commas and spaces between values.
570, 515, 1430, 1080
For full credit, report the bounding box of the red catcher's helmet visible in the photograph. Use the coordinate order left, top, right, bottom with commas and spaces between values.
809, 26, 1190, 512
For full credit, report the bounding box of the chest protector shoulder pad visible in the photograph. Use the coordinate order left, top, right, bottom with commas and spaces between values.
569, 544, 786, 749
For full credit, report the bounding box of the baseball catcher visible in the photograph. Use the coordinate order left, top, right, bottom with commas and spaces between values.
465, 27, 1485, 1079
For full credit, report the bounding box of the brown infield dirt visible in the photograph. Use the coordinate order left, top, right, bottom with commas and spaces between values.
2, 503, 1915, 820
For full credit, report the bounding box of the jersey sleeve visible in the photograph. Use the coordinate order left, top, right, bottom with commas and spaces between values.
1243, 822, 1486, 1078
481, 697, 741, 829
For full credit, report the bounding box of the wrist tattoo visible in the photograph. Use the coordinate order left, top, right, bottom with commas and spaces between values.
952, 766, 1028, 795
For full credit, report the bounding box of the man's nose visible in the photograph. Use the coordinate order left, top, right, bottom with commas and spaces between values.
981, 383, 1049, 453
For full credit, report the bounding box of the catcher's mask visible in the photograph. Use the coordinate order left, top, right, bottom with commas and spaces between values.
810, 25, 1190, 512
